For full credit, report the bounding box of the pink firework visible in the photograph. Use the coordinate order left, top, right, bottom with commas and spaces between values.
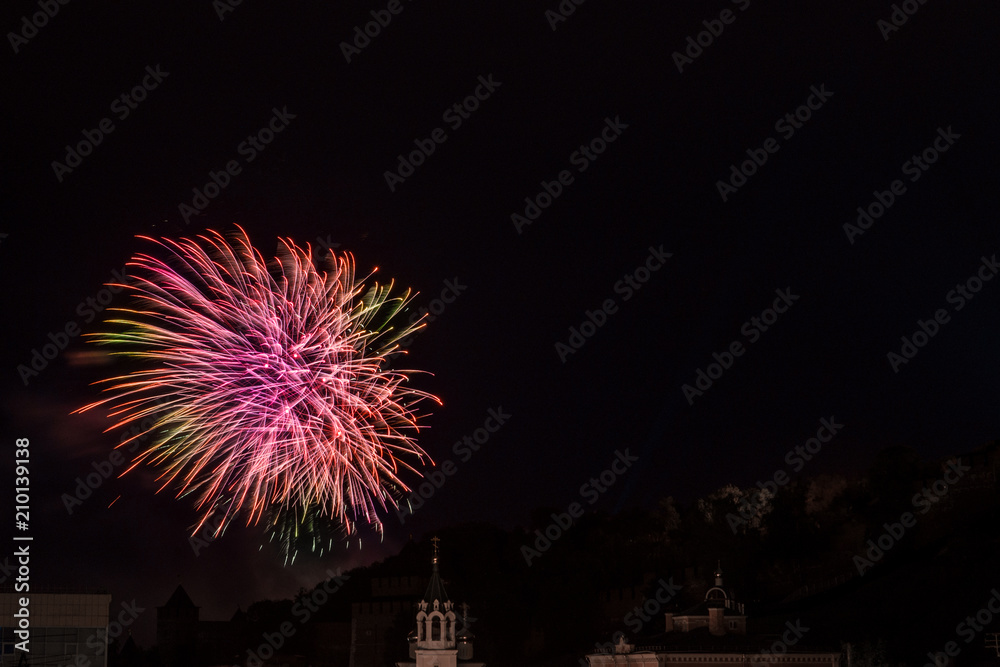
74, 227, 438, 551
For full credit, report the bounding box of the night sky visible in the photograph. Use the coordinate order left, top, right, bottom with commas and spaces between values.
3, 0, 1000, 649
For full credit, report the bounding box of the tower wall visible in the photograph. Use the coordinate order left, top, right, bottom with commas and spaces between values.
708, 607, 724, 636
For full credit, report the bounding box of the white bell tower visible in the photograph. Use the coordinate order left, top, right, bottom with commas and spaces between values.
398, 537, 484, 667
413, 537, 458, 666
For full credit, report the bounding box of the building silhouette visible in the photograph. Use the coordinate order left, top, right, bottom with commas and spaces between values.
156, 585, 266, 666
350, 577, 424, 667
585, 563, 840, 666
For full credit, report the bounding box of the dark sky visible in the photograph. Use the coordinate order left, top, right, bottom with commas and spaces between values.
2, 0, 1000, 648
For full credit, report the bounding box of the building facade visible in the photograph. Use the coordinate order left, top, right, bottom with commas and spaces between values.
350, 576, 426, 667
586, 565, 840, 667
0, 590, 112, 667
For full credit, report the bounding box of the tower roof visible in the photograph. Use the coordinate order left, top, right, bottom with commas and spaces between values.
160, 584, 198, 610
422, 536, 450, 604
118, 634, 139, 658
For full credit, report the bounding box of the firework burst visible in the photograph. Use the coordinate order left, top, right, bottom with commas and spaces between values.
74, 227, 437, 559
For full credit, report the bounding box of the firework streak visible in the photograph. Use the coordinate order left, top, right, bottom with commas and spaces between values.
74, 227, 438, 562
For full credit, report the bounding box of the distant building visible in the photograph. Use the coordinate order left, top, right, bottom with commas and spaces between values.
665, 564, 746, 635
942, 441, 998, 496
395, 538, 484, 667
585, 564, 840, 666
156, 586, 199, 667
595, 576, 656, 634
156, 585, 260, 667
350, 576, 426, 667
0, 589, 112, 667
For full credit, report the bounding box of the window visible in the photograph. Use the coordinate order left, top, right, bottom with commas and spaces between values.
431, 618, 441, 641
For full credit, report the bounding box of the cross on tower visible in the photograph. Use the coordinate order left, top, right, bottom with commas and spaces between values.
431, 536, 440, 564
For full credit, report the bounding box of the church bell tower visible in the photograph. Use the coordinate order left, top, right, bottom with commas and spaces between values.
398, 537, 484, 667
